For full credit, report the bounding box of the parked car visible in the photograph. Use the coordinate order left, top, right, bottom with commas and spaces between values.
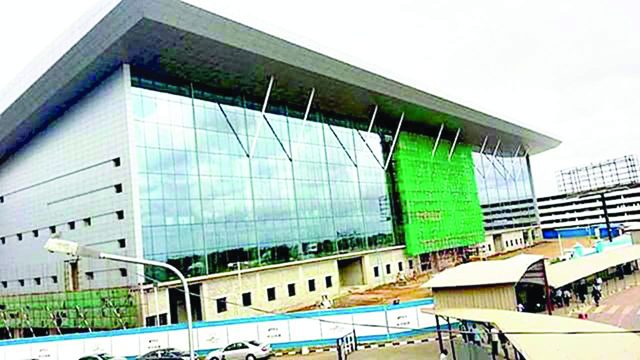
205, 341, 272, 360
79, 354, 126, 360
137, 348, 191, 359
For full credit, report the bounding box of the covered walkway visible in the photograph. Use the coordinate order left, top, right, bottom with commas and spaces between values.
423, 255, 549, 312
425, 308, 640, 360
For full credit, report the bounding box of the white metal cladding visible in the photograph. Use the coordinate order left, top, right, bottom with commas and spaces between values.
0, 67, 139, 295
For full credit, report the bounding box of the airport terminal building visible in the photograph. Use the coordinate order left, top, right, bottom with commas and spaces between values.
0, 0, 558, 336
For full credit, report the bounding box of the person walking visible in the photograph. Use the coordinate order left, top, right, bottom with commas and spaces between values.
563, 288, 572, 307
592, 286, 602, 307
490, 327, 500, 356
459, 321, 469, 343
499, 330, 510, 360
472, 323, 481, 346
439, 349, 449, 360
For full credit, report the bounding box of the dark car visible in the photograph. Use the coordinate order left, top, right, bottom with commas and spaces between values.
79, 354, 126, 360
137, 348, 190, 359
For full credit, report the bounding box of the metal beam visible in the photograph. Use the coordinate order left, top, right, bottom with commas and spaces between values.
384, 112, 405, 170
492, 138, 501, 158
217, 103, 250, 157
513, 144, 521, 157
356, 130, 384, 169
447, 128, 461, 161
367, 105, 378, 133
249, 75, 275, 158
327, 124, 357, 168
479, 135, 489, 154
431, 123, 444, 158
299, 87, 315, 134
262, 114, 292, 162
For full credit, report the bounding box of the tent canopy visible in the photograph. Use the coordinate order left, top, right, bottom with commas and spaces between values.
423, 254, 544, 289
547, 244, 640, 288
424, 308, 640, 360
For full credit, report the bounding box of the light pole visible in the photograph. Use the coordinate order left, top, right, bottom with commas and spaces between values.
44, 237, 195, 360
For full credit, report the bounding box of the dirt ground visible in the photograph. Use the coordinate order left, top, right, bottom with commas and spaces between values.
289, 238, 596, 311
489, 237, 594, 260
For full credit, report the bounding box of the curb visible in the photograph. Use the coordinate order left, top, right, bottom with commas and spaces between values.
273, 336, 454, 357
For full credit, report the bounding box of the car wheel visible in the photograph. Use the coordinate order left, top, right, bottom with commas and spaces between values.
246, 355, 256, 360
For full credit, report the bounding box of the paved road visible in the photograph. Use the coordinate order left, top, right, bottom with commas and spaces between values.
285, 341, 443, 360
584, 285, 640, 329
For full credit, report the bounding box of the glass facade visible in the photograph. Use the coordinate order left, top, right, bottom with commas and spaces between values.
473, 152, 538, 231
130, 76, 396, 280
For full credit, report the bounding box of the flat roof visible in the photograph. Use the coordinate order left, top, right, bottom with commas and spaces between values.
0, 0, 560, 164
424, 308, 640, 360
547, 244, 640, 288
423, 254, 544, 289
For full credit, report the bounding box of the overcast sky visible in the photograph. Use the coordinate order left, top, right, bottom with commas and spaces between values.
1, 0, 639, 196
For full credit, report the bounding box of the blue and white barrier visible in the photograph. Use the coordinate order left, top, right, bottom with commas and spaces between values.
0, 298, 436, 359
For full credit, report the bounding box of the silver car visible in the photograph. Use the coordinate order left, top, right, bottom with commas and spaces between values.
205, 341, 272, 360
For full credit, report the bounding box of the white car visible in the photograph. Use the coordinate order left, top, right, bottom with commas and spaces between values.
205, 341, 272, 360
78, 354, 126, 360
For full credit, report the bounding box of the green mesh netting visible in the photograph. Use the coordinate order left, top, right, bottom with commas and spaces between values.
394, 132, 485, 256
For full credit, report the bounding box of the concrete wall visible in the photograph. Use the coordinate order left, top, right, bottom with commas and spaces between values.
140, 247, 414, 321
0, 66, 138, 295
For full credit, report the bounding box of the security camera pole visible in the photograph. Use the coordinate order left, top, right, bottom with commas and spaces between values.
44, 237, 195, 360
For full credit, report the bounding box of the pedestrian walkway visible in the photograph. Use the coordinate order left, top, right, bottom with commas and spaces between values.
577, 286, 640, 330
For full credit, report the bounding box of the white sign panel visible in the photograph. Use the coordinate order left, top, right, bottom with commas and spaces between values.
109, 334, 141, 358
83, 337, 112, 355
55, 339, 86, 359
196, 326, 228, 350
352, 311, 387, 337
386, 307, 418, 334
167, 329, 190, 351
318, 315, 353, 339
287, 318, 322, 342
226, 323, 258, 343
31, 342, 56, 359
257, 320, 290, 344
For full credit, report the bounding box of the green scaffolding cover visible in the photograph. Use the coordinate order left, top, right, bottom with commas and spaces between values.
394, 132, 485, 256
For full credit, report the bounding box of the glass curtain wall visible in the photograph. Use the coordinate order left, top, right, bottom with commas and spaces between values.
130, 76, 395, 280
473, 152, 538, 231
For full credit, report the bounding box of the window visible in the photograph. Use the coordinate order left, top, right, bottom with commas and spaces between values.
1, 281, 6, 288
119, 268, 128, 277
216, 297, 227, 313
117, 239, 126, 248
49, 226, 56, 234
113, 158, 121, 167
385, 264, 391, 274
242, 292, 252, 306
308, 279, 316, 292
34, 277, 41, 286
17, 233, 22, 241
83, 218, 92, 227
18, 280, 24, 287
33, 230, 39, 238
325, 276, 333, 288
288, 283, 296, 297
86, 272, 94, 280
68, 221, 75, 230
114, 184, 123, 193
116, 210, 125, 220
267, 287, 276, 301
0, 196, 4, 203
51, 276, 58, 284
398, 262, 403, 272
408, 259, 414, 270
373, 266, 380, 278
0, 237, 4, 245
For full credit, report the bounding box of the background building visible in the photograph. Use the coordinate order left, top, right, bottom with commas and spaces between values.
556, 155, 639, 194
0, 0, 558, 337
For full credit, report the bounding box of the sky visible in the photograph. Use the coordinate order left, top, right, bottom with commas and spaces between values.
1, 0, 639, 196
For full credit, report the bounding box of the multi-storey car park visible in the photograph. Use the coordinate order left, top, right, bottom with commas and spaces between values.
0, 0, 559, 337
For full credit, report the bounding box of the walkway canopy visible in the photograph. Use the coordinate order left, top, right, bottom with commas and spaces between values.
424, 308, 640, 360
423, 255, 547, 310
547, 244, 640, 288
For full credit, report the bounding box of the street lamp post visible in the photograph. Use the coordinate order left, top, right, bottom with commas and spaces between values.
44, 237, 195, 360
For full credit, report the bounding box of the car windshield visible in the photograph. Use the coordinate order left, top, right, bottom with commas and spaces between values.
99, 355, 114, 360
248, 341, 261, 347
